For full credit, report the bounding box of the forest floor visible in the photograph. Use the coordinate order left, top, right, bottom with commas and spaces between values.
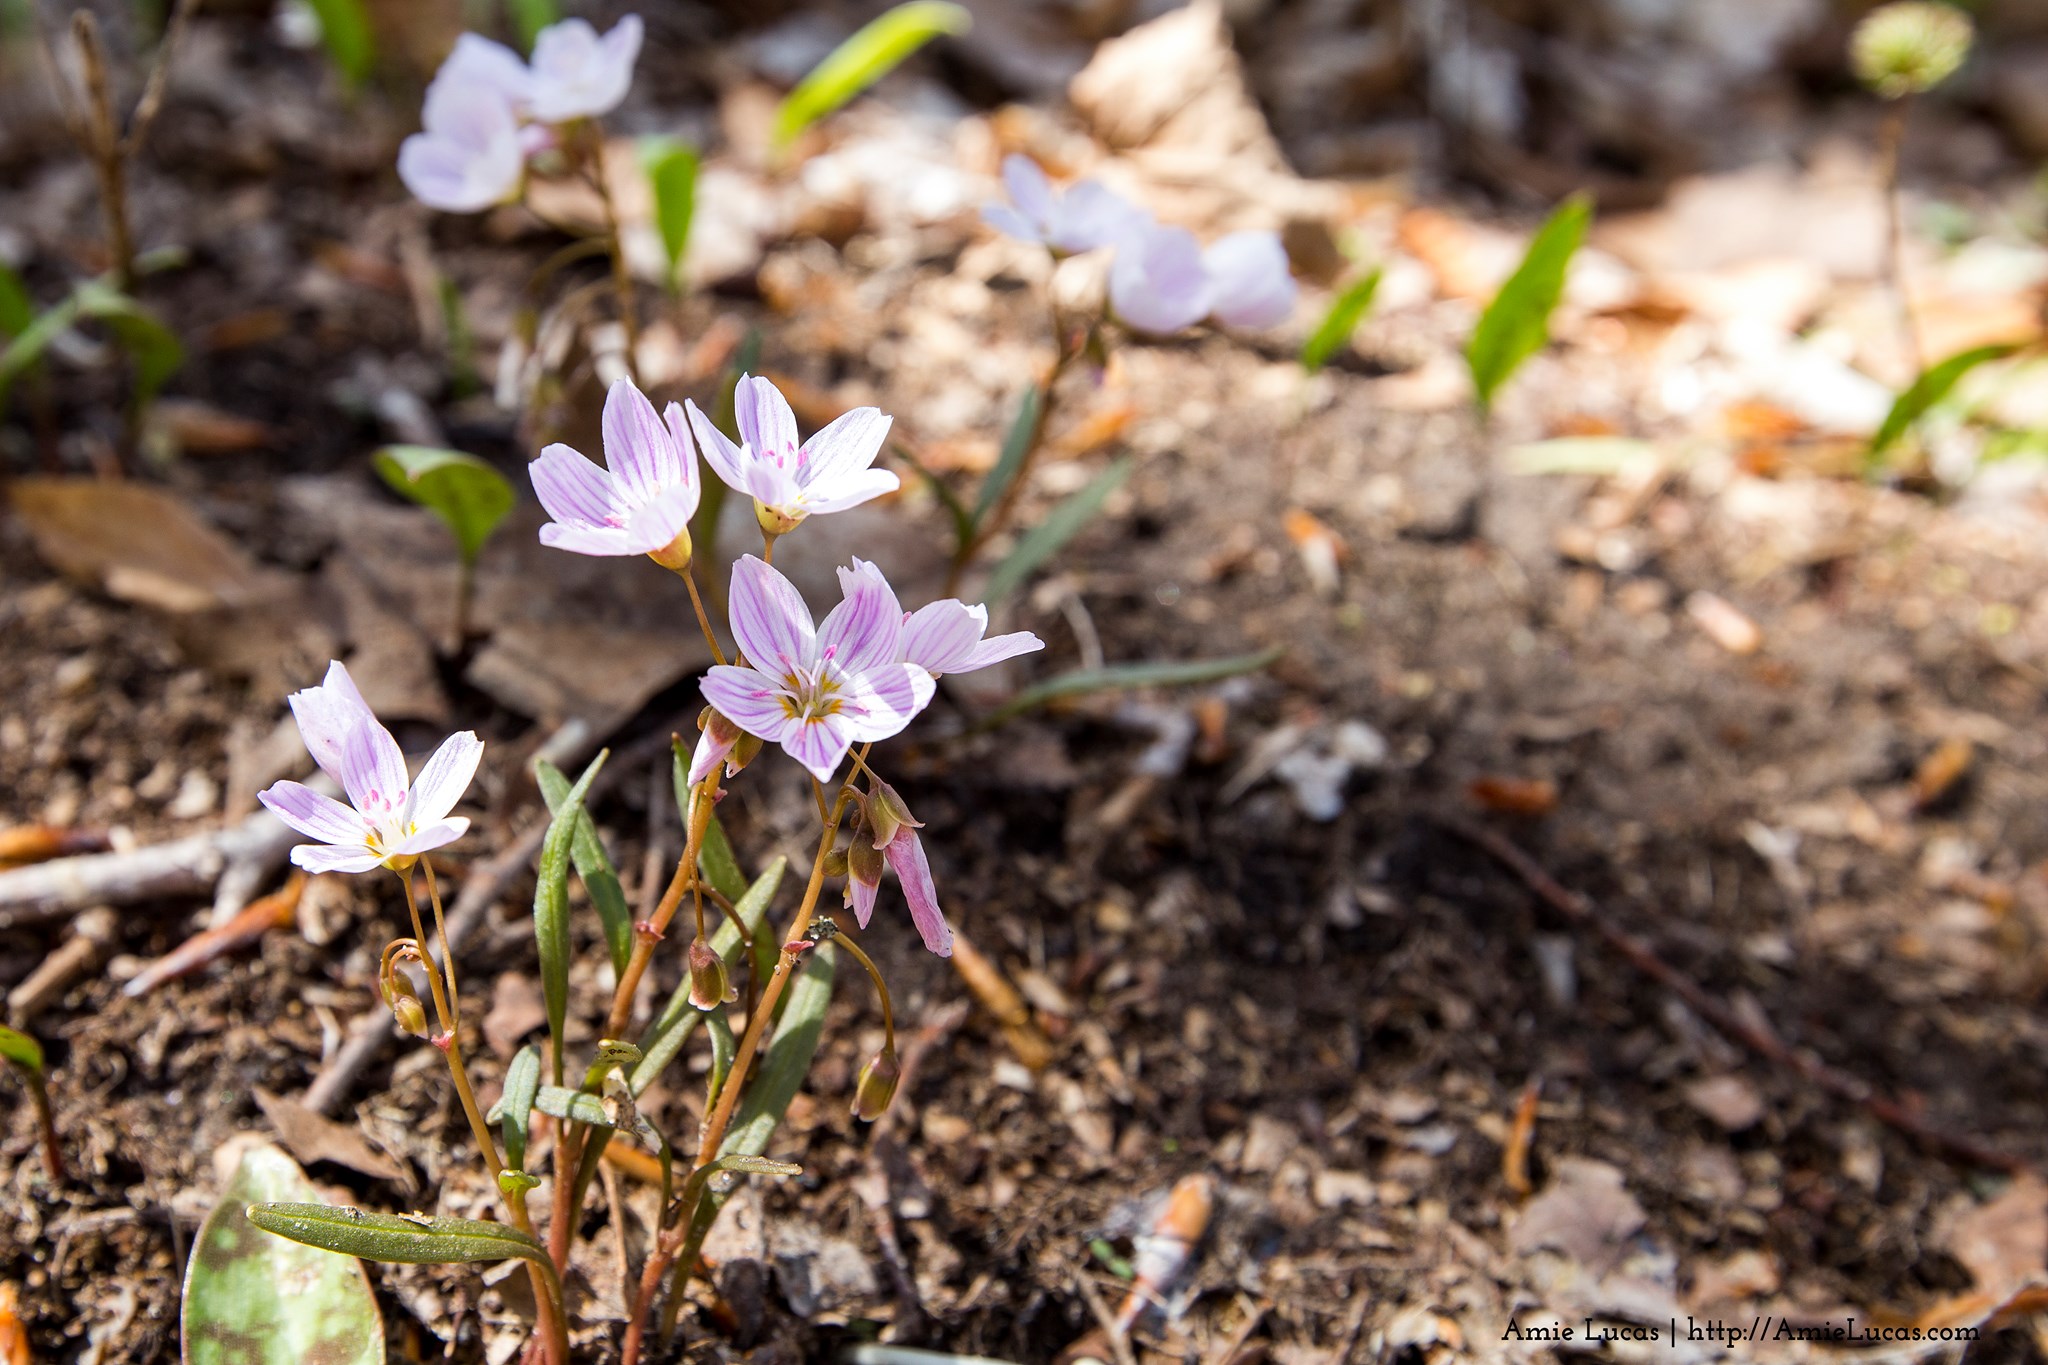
7, 4, 2048, 1364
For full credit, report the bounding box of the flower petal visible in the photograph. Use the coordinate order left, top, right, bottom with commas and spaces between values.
900, 600, 987, 675
797, 407, 890, 489
733, 375, 800, 464
700, 664, 797, 741
797, 467, 898, 516
688, 725, 736, 785
958, 629, 1045, 672
259, 780, 370, 846
837, 661, 935, 743
818, 558, 904, 675
287, 662, 376, 789
601, 378, 683, 504
1000, 154, 1055, 230
530, 443, 620, 530
848, 867, 879, 928
290, 843, 386, 875
1203, 230, 1296, 330
779, 715, 852, 783
407, 730, 483, 827
391, 817, 472, 857
884, 829, 953, 956
726, 555, 816, 675
339, 712, 410, 823
1109, 221, 1212, 335
539, 522, 639, 556
623, 480, 699, 554
1053, 180, 1146, 253
981, 203, 1042, 244
684, 400, 751, 493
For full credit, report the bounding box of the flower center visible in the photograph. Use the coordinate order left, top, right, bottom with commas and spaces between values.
775, 659, 843, 723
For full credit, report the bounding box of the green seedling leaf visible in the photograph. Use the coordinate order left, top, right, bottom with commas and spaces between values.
972, 383, 1042, 527
639, 137, 700, 286
1088, 1236, 1135, 1280
684, 945, 834, 1242
1466, 193, 1592, 411
373, 446, 515, 567
498, 1045, 541, 1172
1301, 268, 1383, 373
983, 647, 1284, 726
83, 289, 183, 408
0, 262, 32, 338
303, 0, 375, 86
890, 441, 974, 550
0, 1024, 43, 1077
1869, 343, 2021, 462
246, 1203, 548, 1268
505, 0, 556, 52
631, 856, 786, 1095
773, 1, 971, 148
982, 456, 1133, 608
536, 758, 633, 976
531, 1084, 616, 1128
183, 1143, 383, 1365
535, 750, 606, 1082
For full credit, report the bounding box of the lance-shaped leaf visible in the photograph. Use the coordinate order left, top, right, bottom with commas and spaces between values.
639, 137, 700, 288
1301, 268, 1382, 373
535, 750, 607, 1081
78, 282, 184, 409
981, 647, 1283, 726
245, 1204, 549, 1269
631, 856, 787, 1095
972, 383, 1042, 527
531, 1084, 616, 1128
183, 1143, 383, 1365
373, 447, 515, 568
982, 456, 1132, 608
676, 1153, 801, 1217
773, 1, 972, 148
0, 1024, 43, 1077
1466, 194, 1591, 411
303, 0, 375, 86
1869, 343, 2021, 462
536, 758, 633, 976
498, 1045, 541, 1173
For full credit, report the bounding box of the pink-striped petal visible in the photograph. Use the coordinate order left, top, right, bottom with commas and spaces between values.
818, 558, 903, 674
407, 730, 483, 827
884, 829, 953, 957
688, 724, 736, 785
779, 715, 852, 783
837, 661, 934, 743
259, 780, 370, 846
683, 399, 750, 493
602, 378, 683, 504
623, 480, 699, 554
848, 865, 879, 928
797, 407, 890, 488
958, 630, 1045, 673
286, 662, 377, 787
734, 375, 800, 464
530, 443, 620, 530
539, 522, 639, 556
726, 555, 816, 675
339, 714, 410, 823
798, 467, 898, 516
900, 600, 987, 675
290, 843, 385, 875
700, 664, 798, 741
391, 817, 472, 857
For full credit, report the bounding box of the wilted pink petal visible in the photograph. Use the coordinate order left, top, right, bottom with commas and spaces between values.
883, 828, 953, 957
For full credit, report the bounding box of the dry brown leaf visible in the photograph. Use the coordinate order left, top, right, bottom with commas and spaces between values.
1939, 1174, 2048, 1303
152, 400, 279, 455
1913, 737, 1974, 809
254, 1087, 405, 1182
1466, 776, 1559, 817
9, 479, 268, 613
203, 308, 290, 352
1503, 1078, 1540, 1198
1510, 1157, 1645, 1275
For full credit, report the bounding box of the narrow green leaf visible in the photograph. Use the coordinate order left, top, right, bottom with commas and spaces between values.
972, 384, 1042, 527
1301, 268, 1383, 373
504, 0, 556, 52
889, 441, 974, 551
0, 262, 32, 338
535, 750, 606, 1082
498, 1046, 541, 1172
631, 856, 787, 1095
183, 1145, 383, 1365
983, 647, 1284, 726
0, 1024, 44, 1077
373, 447, 515, 567
531, 1084, 616, 1128
536, 758, 633, 977
1465, 193, 1592, 410
704, 1007, 736, 1111
685, 945, 834, 1242
638, 137, 700, 286
246, 1203, 547, 1268
75, 282, 183, 407
0, 292, 82, 400
302, 0, 375, 85
773, 1, 972, 148
1869, 343, 2021, 461
982, 456, 1133, 608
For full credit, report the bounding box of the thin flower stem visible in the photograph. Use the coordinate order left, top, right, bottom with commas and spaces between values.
604, 768, 719, 1043
761, 530, 778, 565
1878, 99, 1923, 376
581, 122, 642, 385
681, 565, 728, 665
835, 934, 895, 1050
26, 1071, 64, 1185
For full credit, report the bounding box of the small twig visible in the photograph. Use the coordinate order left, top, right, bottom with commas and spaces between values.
0, 805, 301, 930
1435, 813, 2030, 1174
1073, 1272, 1139, 1365
124, 0, 199, 157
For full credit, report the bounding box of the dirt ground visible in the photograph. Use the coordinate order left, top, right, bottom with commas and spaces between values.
8, 2, 2048, 1363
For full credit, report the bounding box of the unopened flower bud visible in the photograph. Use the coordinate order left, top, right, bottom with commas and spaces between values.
646, 525, 693, 572
1851, 1, 1973, 98
731, 731, 764, 770
687, 938, 735, 1011
865, 782, 923, 851
754, 498, 803, 537
848, 836, 884, 895
821, 846, 850, 879
852, 1045, 900, 1121
498, 1168, 541, 1197
392, 993, 430, 1038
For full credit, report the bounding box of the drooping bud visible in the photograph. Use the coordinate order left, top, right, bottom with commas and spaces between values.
852, 1044, 901, 1121
821, 845, 850, 879
392, 993, 430, 1038
646, 525, 693, 573
846, 835, 885, 921
687, 937, 735, 1011
865, 782, 923, 851
754, 499, 803, 537
1851, 1, 1973, 99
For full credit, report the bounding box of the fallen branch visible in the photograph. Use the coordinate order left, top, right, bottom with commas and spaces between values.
1435, 812, 2029, 1175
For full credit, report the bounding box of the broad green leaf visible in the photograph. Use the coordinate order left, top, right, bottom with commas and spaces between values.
504, 0, 556, 52
0, 262, 32, 338
983, 647, 1283, 725
631, 856, 786, 1095
1869, 343, 2021, 461
1301, 268, 1383, 373
245, 1203, 548, 1268
498, 1045, 541, 1172
684, 945, 834, 1243
773, 1, 971, 148
638, 137, 700, 286
303, 0, 375, 86
0, 1024, 43, 1076
890, 441, 974, 550
982, 456, 1132, 608
183, 1144, 383, 1365
535, 750, 606, 1081
372, 446, 515, 567
1466, 193, 1592, 411
536, 758, 633, 976
972, 384, 1042, 526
